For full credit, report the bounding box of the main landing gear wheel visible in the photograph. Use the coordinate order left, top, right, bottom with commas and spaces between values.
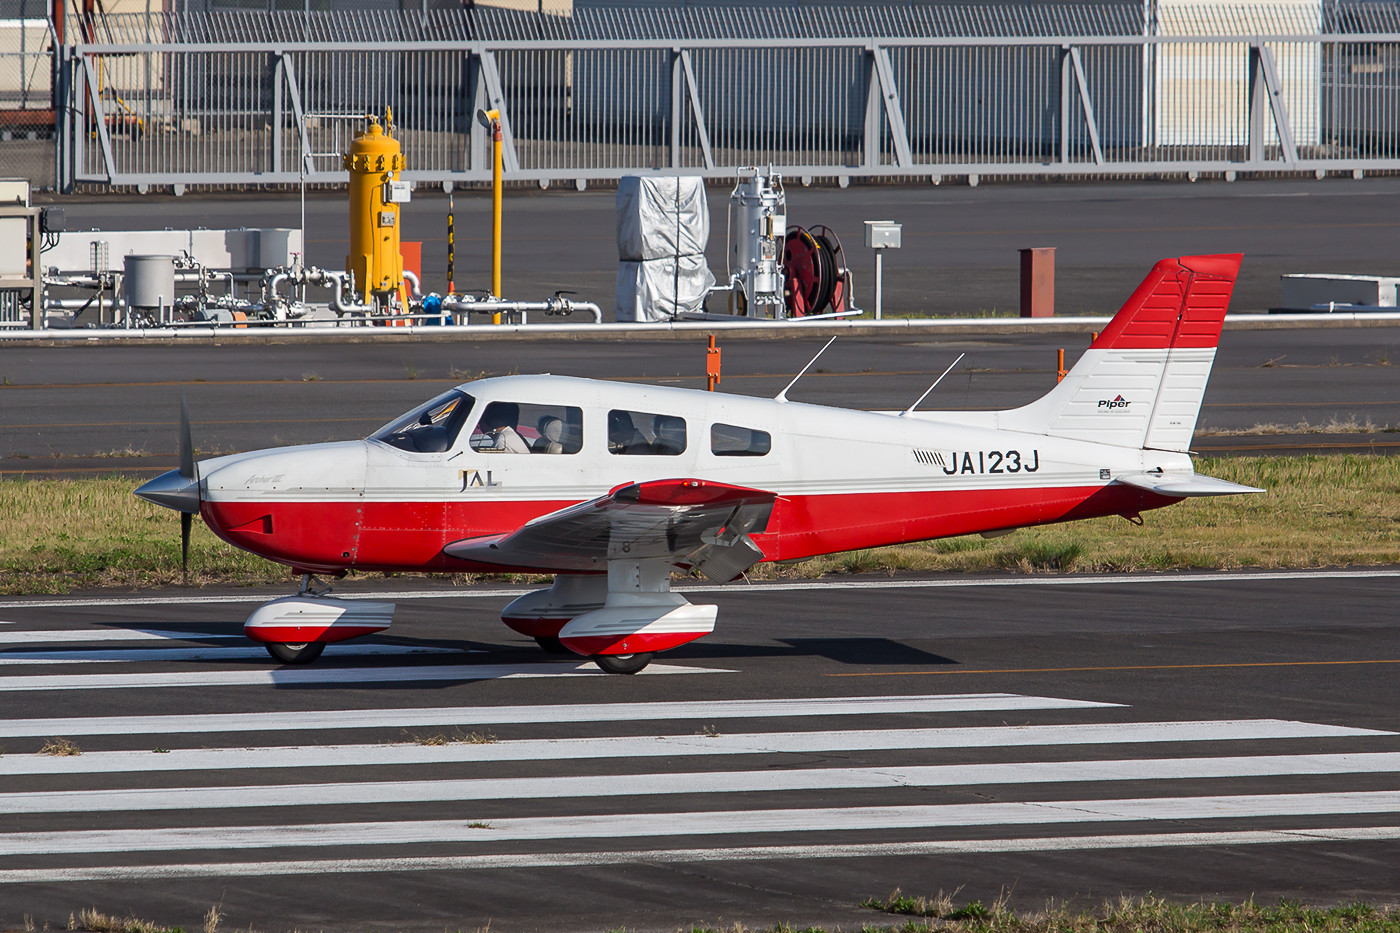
592, 652, 653, 675
534, 635, 571, 654
265, 642, 326, 665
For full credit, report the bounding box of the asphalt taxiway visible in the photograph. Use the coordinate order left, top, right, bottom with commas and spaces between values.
4, 324, 1400, 476
1, 569, 1399, 931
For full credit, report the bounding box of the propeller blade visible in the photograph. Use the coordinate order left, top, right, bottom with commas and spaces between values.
181, 511, 192, 578
179, 393, 195, 480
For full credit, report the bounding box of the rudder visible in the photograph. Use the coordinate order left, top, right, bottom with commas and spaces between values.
1001, 254, 1242, 451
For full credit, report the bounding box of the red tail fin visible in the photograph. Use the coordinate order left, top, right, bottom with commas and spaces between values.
1091, 254, 1243, 351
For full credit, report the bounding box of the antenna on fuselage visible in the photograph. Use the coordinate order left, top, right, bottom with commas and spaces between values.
775, 336, 837, 402
900, 353, 965, 417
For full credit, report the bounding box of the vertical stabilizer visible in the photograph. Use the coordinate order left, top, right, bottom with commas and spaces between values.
1001, 254, 1242, 451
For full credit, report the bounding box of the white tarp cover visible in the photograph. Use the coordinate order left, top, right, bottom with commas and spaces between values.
615, 256, 717, 322
616, 175, 711, 262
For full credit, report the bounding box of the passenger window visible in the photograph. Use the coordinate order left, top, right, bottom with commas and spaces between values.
711, 423, 771, 457
608, 409, 685, 456
370, 390, 475, 453
471, 402, 582, 454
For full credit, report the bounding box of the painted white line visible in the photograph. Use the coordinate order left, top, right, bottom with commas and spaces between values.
0, 629, 243, 645
3, 568, 1399, 610
0, 720, 1381, 775
0, 645, 464, 665
0, 660, 719, 692
681, 568, 1400, 595
5, 823, 1394, 885
9, 791, 1400, 855
4, 826, 1395, 883
0, 693, 1117, 738
9, 752, 1400, 815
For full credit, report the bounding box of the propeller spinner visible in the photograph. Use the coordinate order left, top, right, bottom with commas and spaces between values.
133, 395, 201, 576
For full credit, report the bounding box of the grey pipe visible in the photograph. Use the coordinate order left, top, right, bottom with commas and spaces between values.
440, 296, 603, 325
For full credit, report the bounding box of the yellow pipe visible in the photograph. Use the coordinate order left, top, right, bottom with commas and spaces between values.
485, 108, 503, 325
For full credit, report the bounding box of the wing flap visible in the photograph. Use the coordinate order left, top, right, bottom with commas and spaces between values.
1115, 471, 1264, 497
443, 478, 777, 579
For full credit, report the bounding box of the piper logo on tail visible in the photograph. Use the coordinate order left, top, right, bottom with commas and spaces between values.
1098, 395, 1130, 410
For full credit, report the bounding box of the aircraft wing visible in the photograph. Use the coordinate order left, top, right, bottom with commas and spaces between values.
1114, 471, 1264, 497
443, 478, 778, 583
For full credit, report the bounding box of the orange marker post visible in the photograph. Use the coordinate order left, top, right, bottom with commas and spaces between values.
706, 335, 722, 391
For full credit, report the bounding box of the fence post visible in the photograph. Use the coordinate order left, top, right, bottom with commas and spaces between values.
863, 45, 880, 171
1059, 45, 1071, 163
272, 51, 284, 176
670, 47, 681, 170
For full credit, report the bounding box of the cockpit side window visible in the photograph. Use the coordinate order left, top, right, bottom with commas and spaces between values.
370, 390, 475, 453
711, 423, 771, 457
609, 409, 685, 456
471, 402, 583, 455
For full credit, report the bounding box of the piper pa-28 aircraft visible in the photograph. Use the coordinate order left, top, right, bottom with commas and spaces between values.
136, 253, 1261, 673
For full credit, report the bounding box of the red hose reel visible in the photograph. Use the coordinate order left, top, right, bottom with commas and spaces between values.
782, 224, 852, 318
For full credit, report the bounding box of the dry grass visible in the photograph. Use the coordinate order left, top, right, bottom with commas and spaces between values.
39, 737, 81, 757
69, 908, 181, 933
407, 729, 498, 746
848, 894, 1400, 933
1198, 417, 1399, 436
3, 456, 1400, 596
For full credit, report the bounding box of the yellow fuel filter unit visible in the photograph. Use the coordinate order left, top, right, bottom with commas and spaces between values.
344, 116, 406, 307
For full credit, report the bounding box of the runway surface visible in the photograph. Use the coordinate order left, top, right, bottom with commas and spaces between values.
3, 569, 1400, 931
4, 326, 1400, 475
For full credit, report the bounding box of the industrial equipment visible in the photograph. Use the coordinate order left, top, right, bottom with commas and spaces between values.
3, 113, 604, 332
343, 116, 407, 314
784, 224, 855, 318
726, 167, 787, 316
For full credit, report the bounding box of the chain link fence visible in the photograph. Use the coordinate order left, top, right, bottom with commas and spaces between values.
0, 0, 54, 189
47, 4, 1400, 191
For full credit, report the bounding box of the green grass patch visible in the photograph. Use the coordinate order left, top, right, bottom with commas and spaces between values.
755, 454, 1400, 580
4, 456, 1400, 595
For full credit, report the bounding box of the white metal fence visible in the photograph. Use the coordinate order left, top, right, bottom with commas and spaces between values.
52, 6, 1400, 190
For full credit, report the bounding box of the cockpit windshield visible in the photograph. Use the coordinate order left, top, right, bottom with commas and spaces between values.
369, 390, 476, 453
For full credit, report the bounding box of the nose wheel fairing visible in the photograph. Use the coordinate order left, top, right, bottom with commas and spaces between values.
243, 594, 396, 650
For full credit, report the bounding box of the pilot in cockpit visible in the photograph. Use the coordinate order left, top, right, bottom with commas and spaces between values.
472, 402, 531, 453
608, 410, 649, 454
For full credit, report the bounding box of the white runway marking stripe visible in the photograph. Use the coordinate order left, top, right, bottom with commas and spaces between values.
0, 720, 1382, 775
5, 826, 1399, 883
8, 752, 1400, 815
3, 567, 1399, 610
0, 660, 719, 691
0, 645, 462, 665
0, 629, 241, 645
9, 792, 1400, 855
0, 693, 1117, 738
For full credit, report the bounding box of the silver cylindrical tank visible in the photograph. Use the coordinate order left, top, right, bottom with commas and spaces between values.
730, 169, 786, 301
123, 254, 177, 310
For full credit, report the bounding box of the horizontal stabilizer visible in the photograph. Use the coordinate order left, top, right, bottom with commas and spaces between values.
1114, 472, 1264, 497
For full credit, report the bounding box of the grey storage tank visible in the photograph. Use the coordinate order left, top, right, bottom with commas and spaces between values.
123, 254, 176, 315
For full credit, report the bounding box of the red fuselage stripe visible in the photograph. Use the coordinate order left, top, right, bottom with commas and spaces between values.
203, 483, 1173, 574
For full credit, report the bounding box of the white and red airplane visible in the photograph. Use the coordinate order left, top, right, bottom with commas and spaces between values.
136, 253, 1261, 673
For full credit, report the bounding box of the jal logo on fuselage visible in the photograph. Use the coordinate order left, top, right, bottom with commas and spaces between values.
459, 469, 500, 491
1098, 395, 1130, 410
